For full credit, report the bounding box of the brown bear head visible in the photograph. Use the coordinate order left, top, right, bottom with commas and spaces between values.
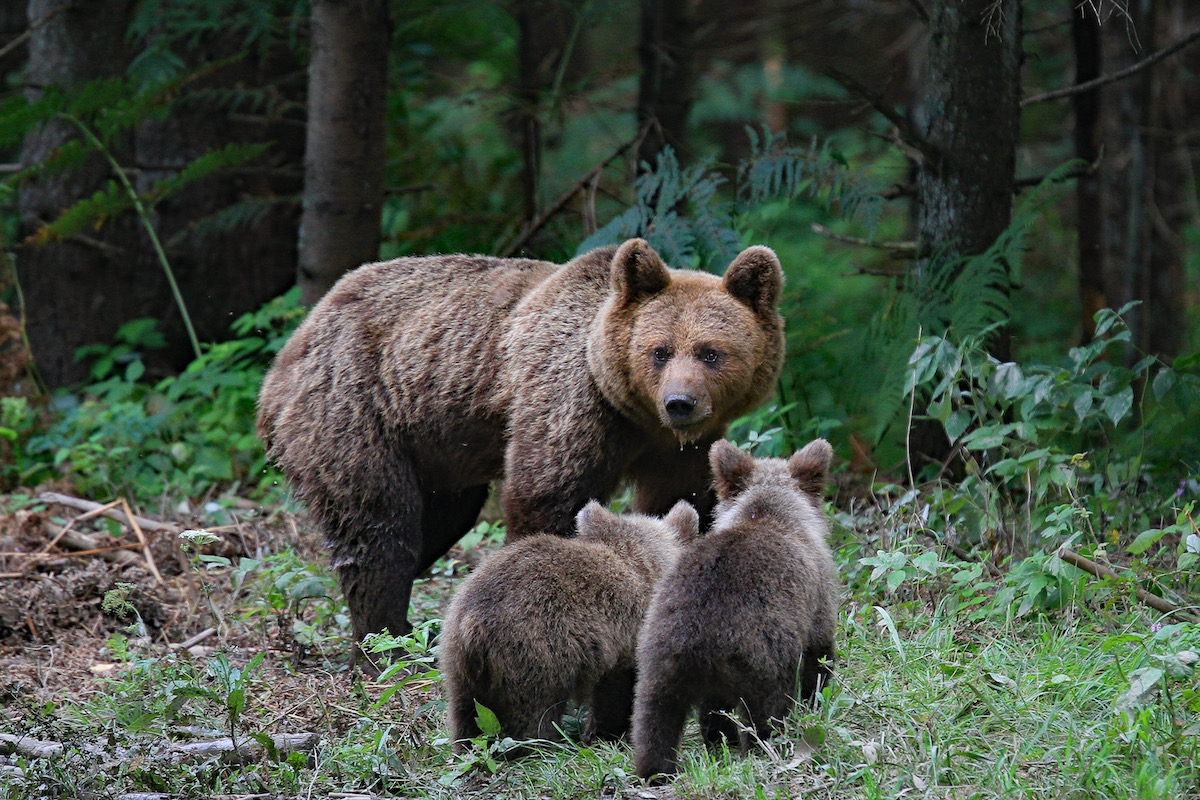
575, 499, 701, 578
588, 239, 785, 445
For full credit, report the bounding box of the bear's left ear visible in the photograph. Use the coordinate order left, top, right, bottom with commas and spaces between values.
723, 245, 783, 316
611, 238, 670, 305
576, 499, 613, 534
663, 500, 701, 543
709, 439, 755, 499
788, 438, 833, 497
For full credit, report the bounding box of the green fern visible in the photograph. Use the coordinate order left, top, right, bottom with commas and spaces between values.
579, 129, 882, 270
852, 160, 1085, 444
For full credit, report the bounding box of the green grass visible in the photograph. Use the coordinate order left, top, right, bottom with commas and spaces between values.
2, 515, 1197, 799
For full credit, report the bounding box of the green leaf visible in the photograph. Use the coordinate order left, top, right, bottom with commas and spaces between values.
943, 408, 971, 443
124, 359, 145, 382
1101, 386, 1133, 426
1152, 368, 1177, 402
1126, 528, 1166, 555
474, 701, 502, 736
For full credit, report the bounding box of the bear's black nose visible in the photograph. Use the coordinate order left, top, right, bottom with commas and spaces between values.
665, 394, 698, 421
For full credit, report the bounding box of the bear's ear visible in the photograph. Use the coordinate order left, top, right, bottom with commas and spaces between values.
788, 438, 833, 497
723, 245, 783, 316
709, 439, 755, 499
663, 500, 701, 542
575, 499, 613, 535
611, 238, 670, 305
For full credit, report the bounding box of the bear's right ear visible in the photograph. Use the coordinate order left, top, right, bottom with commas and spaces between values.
575, 499, 613, 534
611, 238, 670, 305
723, 245, 783, 316
709, 439, 755, 499
788, 438, 833, 497
663, 501, 701, 543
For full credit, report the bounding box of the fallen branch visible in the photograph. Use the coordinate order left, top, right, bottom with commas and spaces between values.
1057, 546, 1199, 623
39, 491, 176, 532
0, 733, 64, 759
169, 732, 320, 765
41, 522, 143, 566
170, 627, 217, 651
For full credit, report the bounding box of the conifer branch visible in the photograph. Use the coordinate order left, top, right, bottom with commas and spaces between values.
823, 67, 939, 166
811, 223, 921, 258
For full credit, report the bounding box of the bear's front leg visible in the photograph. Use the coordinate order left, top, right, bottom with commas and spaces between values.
629, 439, 717, 527
501, 410, 635, 539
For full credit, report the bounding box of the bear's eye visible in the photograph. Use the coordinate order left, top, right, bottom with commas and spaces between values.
651, 346, 672, 363
698, 347, 722, 365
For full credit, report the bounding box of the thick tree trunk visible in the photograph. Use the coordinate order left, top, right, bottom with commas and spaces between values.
133, 43, 305, 374
908, 0, 1021, 471
297, 0, 390, 305
636, 0, 695, 168
15, 0, 136, 388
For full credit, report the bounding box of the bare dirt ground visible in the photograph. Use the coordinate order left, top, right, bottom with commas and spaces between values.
0, 487, 461, 757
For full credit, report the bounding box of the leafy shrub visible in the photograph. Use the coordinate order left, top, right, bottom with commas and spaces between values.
21, 288, 304, 503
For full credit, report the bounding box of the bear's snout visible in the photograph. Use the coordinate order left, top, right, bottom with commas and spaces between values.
664, 393, 698, 421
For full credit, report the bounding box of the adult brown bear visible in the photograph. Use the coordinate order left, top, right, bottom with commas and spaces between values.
257, 239, 784, 650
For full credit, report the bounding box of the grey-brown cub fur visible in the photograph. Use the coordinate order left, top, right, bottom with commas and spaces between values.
440, 500, 699, 752
632, 438, 838, 780
256, 238, 784, 654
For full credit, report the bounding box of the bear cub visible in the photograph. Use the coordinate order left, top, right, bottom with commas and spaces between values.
632, 438, 838, 780
440, 500, 700, 752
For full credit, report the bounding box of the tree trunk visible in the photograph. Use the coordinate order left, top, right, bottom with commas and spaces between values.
15, 0, 136, 388
1073, 1, 1105, 343
297, 0, 390, 306
636, 0, 695, 168
908, 0, 1022, 471
1099, 0, 1190, 360
133, 40, 305, 375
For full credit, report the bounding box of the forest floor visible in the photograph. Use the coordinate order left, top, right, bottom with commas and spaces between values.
0, 487, 1197, 799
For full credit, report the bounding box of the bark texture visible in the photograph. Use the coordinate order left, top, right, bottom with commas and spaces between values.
908, 0, 1022, 470
636, 0, 695, 168
15, 0, 137, 387
1098, 0, 1192, 359
297, 0, 390, 305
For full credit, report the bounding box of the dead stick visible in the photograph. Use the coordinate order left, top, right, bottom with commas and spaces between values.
811, 223, 920, 257
41, 522, 142, 566
0, 733, 64, 758
171, 627, 217, 650
1057, 546, 1198, 622
39, 491, 175, 532
122, 497, 164, 585
499, 130, 645, 258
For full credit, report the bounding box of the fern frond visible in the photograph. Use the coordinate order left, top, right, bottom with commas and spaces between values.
165, 194, 297, 251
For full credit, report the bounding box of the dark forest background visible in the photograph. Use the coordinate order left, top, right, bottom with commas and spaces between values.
1, 0, 1198, 497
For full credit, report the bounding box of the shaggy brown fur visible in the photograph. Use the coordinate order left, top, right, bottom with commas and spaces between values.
256, 238, 784, 650
439, 501, 700, 751
632, 438, 838, 780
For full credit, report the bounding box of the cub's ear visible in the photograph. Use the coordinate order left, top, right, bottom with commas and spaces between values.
575, 499, 613, 535
611, 238, 670, 305
663, 501, 701, 543
723, 245, 782, 316
709, 439, 755, 499
788, 438, 833, 497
